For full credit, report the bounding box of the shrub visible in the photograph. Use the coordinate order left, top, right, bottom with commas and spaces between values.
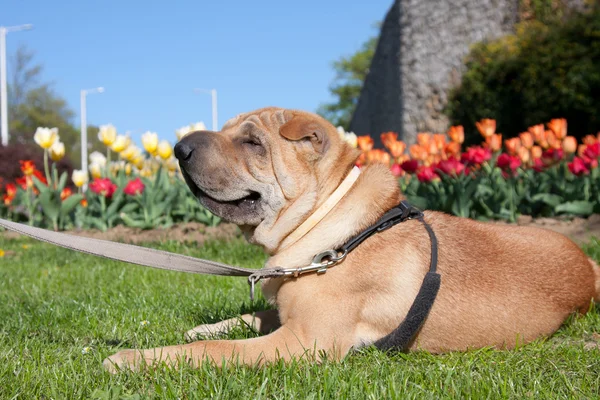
446, 7, 600, 145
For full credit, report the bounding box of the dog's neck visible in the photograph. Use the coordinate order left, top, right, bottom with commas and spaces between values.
265, 164, 402, 269
277, 166, 361, 251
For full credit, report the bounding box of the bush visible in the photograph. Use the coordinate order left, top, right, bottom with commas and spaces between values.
446, 7, 600, 146
0, 143, 73, 184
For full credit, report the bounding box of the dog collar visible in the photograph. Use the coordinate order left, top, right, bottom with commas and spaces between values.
279, 165, 361, 250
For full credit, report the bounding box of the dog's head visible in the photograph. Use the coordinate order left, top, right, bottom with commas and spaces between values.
175, 107, 360, 249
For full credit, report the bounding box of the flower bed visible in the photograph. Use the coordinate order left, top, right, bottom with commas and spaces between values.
342, 118, 600, 221
0, 123, 220, 231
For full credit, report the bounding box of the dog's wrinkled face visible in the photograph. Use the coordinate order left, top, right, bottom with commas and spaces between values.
175, 107, 358, 248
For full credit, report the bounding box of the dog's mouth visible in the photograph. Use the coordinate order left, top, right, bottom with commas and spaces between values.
181, 169, 262, 223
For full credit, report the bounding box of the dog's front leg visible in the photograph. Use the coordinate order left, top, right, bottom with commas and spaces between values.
104, 323, 349, 373
185, 309, 280, 341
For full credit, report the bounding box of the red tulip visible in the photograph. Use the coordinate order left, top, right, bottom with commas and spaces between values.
568, 157, 589, 176
400, 159, 419, 174
496, 153, 521, 173
123, 177, 145, 196
437, 158, 465, 176
417, 166, 439, 183
390, 163, 403, 177
461, 146, 492, 165
89, 178, 117, 198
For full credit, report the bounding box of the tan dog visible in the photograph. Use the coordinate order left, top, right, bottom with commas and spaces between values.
104, 107, 600, 372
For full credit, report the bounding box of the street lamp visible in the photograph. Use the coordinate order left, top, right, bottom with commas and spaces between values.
80, 87, 104, 174
193, 88, 218, 131
0, 24, 33, 146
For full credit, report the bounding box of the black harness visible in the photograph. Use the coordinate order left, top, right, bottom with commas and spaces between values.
341, 201, 441, 351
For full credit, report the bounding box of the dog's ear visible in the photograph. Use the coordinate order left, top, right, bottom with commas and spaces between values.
279, 114, 330, 154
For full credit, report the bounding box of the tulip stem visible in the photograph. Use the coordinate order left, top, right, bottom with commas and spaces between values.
43, 150, 52, 187
106, 148, 112, 178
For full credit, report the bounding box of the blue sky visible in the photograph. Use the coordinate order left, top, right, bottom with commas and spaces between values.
3, 0, 390, 144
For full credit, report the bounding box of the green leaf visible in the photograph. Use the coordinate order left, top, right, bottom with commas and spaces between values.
60, 194, 84, 215
57, 171, 68, 191
38, 191, 60, 221
531, 193, 563, 208
555, 201, 594, 215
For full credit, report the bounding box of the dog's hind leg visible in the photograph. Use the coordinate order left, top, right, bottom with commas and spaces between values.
184, 309, 280, 342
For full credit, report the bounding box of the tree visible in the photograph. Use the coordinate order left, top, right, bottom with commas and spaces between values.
317, 32, 378, 130
5, 46, 103, 167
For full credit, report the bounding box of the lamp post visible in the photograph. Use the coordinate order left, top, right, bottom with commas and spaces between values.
193, 88, 218, 131
0, 24, 33, 146
80, 87, 104, 174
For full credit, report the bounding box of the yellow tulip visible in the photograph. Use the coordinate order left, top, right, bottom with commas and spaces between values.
140, 167, 153, 178
72, 169, 89, 188
89, 163, 103, 179
111, 135, 131, 153
125, 163, 133, 176
49, 141, 65, 161
157, 140, 173, 160
121, 145, 141, 162
98, 124, 117, 146
175, 126, 192, 141
166, 156, 178, 172
141, 131, 159, 154
132, 155, 145, 169
34, 127, 59, 149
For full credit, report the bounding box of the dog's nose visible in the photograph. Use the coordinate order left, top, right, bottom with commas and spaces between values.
174, 141, 194, 161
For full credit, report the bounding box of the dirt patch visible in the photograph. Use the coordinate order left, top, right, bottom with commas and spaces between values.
491, 214, 600, 245
2, 215, 600, 245
1, 222, 243, 245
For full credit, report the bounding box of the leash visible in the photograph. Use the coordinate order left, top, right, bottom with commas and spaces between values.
0, 200, 440, 351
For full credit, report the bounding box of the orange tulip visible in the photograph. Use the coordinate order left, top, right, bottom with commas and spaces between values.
504, 138, 522, 156
531, 146, 543, 159
486, 134, 503, 152
356, 136, 374, 152
447, 125, 464, 144
444, 142, 461, 157
380, 132, 398, 148
583, 135, 597, 146
60, 187, 73, 201
395, 154, 410, 165
578, 144, 587, 158
19, 160, 36, 176
547, 118, 567, 140
355, 152, 367, 167
545, 130, 561, 150
433, 134, 446, 151
365, 149, 391, 165
80, 198, 88, 208
386, 140, 406, 158
519, 132, 534, 149
562, 136, 577, 154
528, 124, 546, 143
475, 119, 496, 138
417, 132, 432, 147
518, 146, 530, 164
409, 144, 429, 161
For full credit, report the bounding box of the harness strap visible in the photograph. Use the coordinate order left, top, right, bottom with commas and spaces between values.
374, 216, 440, 352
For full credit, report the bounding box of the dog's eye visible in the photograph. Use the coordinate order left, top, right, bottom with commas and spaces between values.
243, 138, 262, 148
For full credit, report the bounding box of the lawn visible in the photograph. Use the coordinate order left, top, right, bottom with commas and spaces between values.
1, 235, 600, 399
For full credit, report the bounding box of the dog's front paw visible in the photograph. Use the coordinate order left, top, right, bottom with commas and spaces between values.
185, 323, 226, 342
103, 349, 146, 374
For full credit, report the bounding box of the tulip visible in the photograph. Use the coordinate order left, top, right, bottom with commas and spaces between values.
542, 148, 564, 165
518, 147, 530, 164
176, 126, 192, 141
34, 127, 59, 149
89, 178, 117, 198
140, 167, 153, 178
475, 119, 496, 138
437, 158, 465, 176
125, 163, 133, 176
380, 132, 398, 148
120, 145, 141, 162
486, 134, 502, 152
461, 146, 492, 165
433, 134, 446, 151
166, 156, 179, 172
49, 141, 65, 161
190, 121, 207, 132
111, 135, 131, 153
583, 135, 598, 146
409, 144, 429, 161
98, 124, 117, 147
386, 140, 406, 158
417, 133, 432, 147
356, 136, 374, 152
547, 118, 567, 140
545, 130, 561, 150
504, 138, 521, 156
390, 163, 403, 177
447, 125, 464, 144
19, 160, 36, 176
417, 166, 439, 183
60, 187, 72, 201
157, 140, 173, 160
562, 136, 577, 154
519, 132, 534, 149
89, 163, 103, 179
496, 153, 521, 173
400, 159, 419, 174
3, 183, 17, 206
343, 132, 358, 148
583, 142, 600, 160
568, 157, 589, 176
365, 149, 391, 165
80, 198, 88, 208
528, 124, 546, 144
89, 151, 107, 167
123, 177, 145, 196
142, 131, 159, 154
531, 146, 543, 159
444, 142, 461, 157
72, 169, 89, 188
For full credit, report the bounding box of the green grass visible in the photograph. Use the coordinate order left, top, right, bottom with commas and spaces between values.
1, 235, 600, 399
